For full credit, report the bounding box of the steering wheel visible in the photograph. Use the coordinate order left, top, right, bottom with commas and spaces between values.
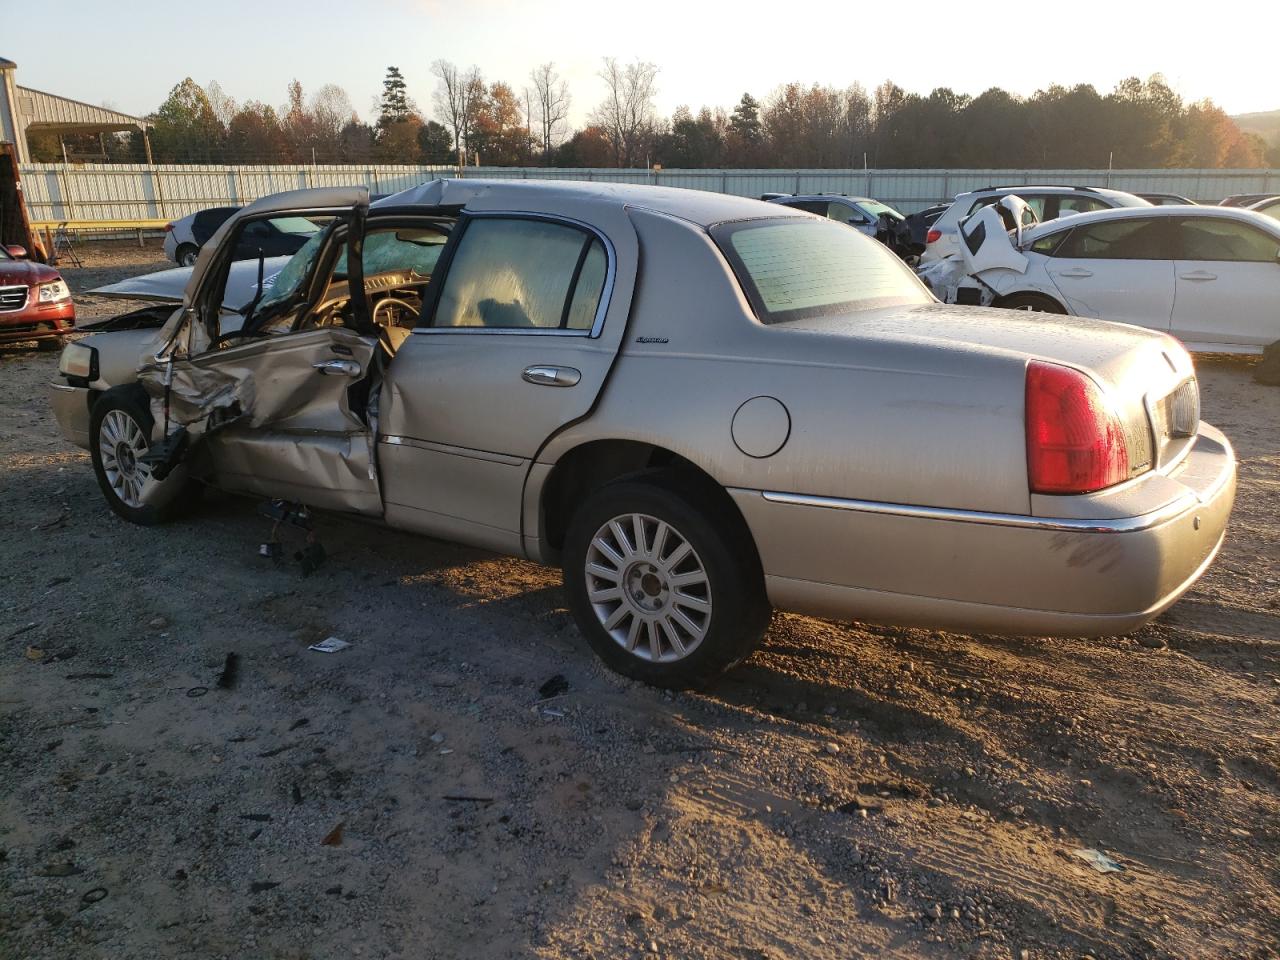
372, 296, 420, 327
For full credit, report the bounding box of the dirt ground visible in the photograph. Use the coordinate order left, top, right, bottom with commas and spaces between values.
2, 243, 1278, 960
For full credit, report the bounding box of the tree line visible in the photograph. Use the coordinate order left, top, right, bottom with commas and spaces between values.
32, 62, 1277, 169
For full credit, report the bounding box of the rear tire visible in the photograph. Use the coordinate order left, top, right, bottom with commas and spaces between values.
89, 386, 201, 525
37, 336, 66, 351
563, 471, 771, 689
176, 244, 199, 267
999, 292, 1067, 314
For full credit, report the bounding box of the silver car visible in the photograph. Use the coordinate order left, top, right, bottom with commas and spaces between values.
50, 180, 1236, 687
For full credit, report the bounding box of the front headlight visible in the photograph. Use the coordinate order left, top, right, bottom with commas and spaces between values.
38, 279, 72, 304
58, 342, 98, 381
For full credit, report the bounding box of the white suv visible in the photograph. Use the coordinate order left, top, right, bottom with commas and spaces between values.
921, 185, 1151, 263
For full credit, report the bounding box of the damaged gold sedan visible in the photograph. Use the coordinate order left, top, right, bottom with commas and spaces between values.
51, 180, 1236, 687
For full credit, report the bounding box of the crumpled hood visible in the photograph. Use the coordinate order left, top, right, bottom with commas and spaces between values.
0, 258, 60, 286
85, 256, 291, 312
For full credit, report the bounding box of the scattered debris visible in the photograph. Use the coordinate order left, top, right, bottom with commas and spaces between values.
538, 674, 570, 699
443, 795, 495, 804
65, 672, 113, 680
7, 622, 38, 642
309, 637, 351, 654
837, 796, 884, 815
216, 653, 239, 690
35, 863, 83, 877
1072, 848, 1125, 873
80, 887, 108, 906
25, 645, 45, 661
257, 744, 296, 758
185, 686, 208, 698
249, 881, 280, 894
824, 742, 841, 756
321, 822, 345, 846
288, 718, 309, 731
291, 784, 303, 805
240, 813, 272, 823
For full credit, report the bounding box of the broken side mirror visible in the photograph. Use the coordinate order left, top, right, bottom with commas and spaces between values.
6, 244, 27, 259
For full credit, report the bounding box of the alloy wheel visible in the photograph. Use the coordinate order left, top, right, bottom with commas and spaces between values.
98, 409, 152, 508
584, 512, 712, 663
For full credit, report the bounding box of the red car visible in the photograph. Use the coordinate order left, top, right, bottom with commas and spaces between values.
0, 243, 75, 347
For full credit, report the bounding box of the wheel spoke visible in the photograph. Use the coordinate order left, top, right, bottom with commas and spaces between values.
647, 620, 661, 661
624, 615, 642, 652
586, 561, 622, 583
603, 604, 630, 631
609, 519, 635, 557
663, 540, 692, 571
651, 521, 670, 563
673, 593, 711, 615
592, 539, 626, 571
669, 607, 705, 642
668, 569, 707, 589
660, 618, 687, 657
589, 586, 622, 604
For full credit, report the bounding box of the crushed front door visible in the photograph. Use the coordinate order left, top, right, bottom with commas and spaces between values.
137, 190, 384, 516
160, 326, 383, 514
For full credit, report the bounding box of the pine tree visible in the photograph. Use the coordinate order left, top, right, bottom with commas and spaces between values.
729, 93, 762, 143
378, 66, 411, 129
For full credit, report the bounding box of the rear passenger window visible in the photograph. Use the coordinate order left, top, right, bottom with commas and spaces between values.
1030, 231, 1069, 256
1056, 218, 1168, 260
1175, 218, 1280, 262
430, 218, 608, 331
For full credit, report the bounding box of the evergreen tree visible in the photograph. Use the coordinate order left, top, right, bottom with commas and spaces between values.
729, 93, 762, 143
378, 66, 412, 129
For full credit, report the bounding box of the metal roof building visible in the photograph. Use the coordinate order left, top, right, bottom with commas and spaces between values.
1, 55, 151, 163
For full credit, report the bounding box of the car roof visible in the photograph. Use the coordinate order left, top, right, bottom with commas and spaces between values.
378, 178, 798, 229
774, 194, 876, 203
1024, 203, 1280, 239
957, 185, 1134, 199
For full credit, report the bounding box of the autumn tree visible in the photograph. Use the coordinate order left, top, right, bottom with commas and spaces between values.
149, 78, 225, 161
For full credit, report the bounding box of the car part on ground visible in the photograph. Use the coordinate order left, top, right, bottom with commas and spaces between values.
50, 179, 1236, 687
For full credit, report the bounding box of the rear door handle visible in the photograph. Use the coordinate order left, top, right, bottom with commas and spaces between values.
523, 365, 581, 387
1057, 268, 1093, 278
1179, 270, 1217, 281
313, 359, 362, 377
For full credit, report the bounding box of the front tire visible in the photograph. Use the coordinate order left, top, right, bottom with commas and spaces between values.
999, 292, 1067, 314
563, 473, 771, 689
89, 387, 200, 525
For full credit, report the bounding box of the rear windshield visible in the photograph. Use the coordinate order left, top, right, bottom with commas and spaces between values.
711, 217, 931, 323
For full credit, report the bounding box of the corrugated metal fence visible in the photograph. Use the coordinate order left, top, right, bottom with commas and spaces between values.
19, 163, 1280, 224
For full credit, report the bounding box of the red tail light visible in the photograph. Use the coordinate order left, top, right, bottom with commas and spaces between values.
1025, 361, 1129, 494
164, 223, 175, 232
926, 228, 942, 244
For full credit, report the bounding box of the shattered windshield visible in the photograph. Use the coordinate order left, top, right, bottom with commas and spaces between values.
712, 217, 931, 323
332, 224, 450, 280
255, 222, 333, 312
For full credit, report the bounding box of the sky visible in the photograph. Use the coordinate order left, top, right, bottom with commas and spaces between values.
5, 0, 1276, 127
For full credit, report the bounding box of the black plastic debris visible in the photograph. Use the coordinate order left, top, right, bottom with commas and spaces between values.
291, 784, 303, 805
65, 673, 113, 680
538, 674, 570, 699
216, 653, 239, 690
80, 887, 108, 906
240, 813, 272, 823
295, 541, 326, 576
288, 718, 309, 732
249, 881, 280, 894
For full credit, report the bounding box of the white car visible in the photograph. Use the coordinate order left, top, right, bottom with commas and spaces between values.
919, 202, 1280, 354
921, 185, 1151, 263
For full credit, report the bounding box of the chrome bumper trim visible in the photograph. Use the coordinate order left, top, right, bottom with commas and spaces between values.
754, 490, 1198, 534
49, 382, 80, 393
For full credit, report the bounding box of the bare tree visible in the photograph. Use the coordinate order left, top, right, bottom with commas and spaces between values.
591, 58, 659, 167
431, 60, 483, 164
204, 81, 238, 129
528, 62, 571, 161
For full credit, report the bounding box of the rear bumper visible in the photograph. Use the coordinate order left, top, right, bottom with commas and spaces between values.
0, 301, 75, 343
729, 423, 1236, 637
49, 381, 92, 450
